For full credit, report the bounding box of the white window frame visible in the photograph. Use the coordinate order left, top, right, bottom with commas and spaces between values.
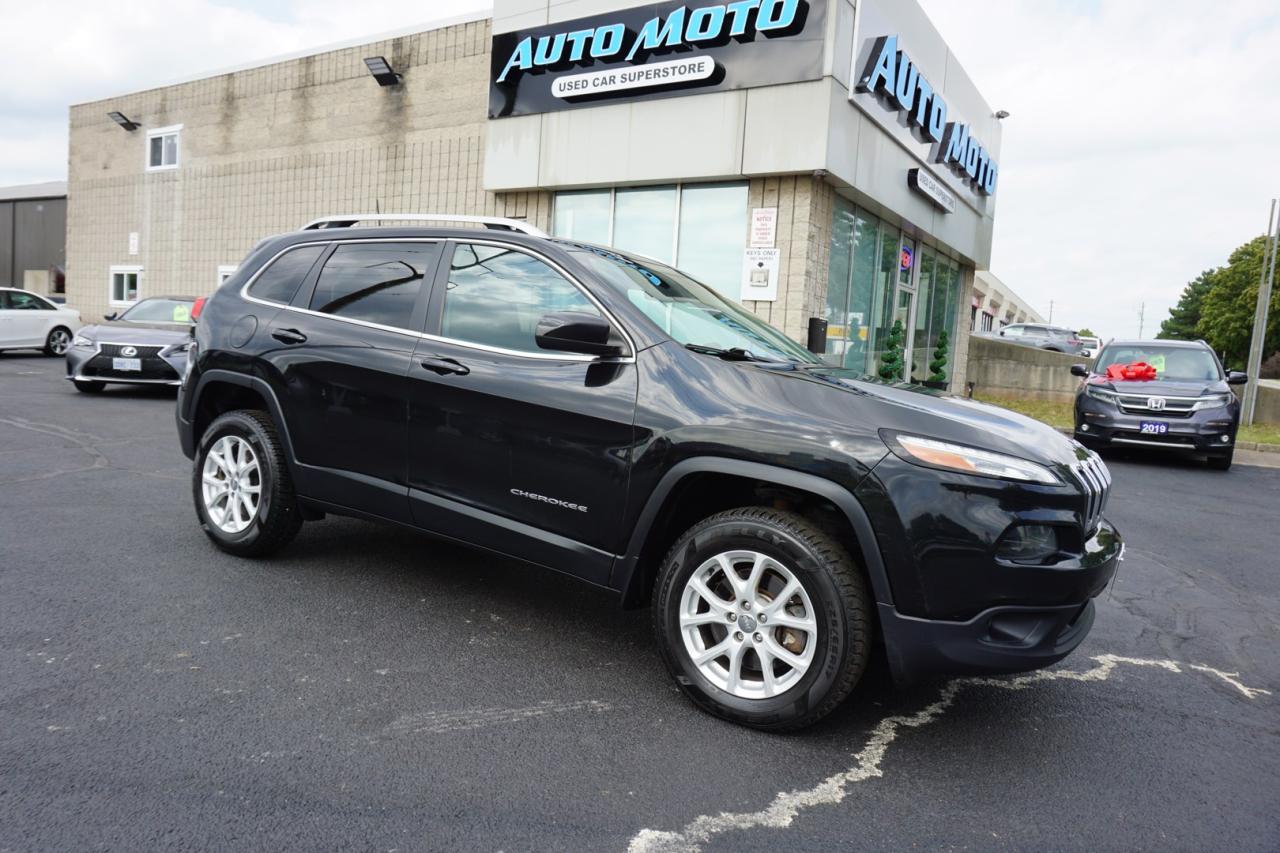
217, 264, 238, 286
109, 265, 143, 307
145, 124, 183, 172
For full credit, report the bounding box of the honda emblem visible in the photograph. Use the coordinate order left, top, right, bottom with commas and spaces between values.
1147, 397, 1166, 411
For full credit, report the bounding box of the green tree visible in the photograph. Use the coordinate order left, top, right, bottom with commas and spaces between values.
928, 328, 950, 382
1075, 327, 1097, 338
1157, 271, 1213, 341
1197, 236, 1280, 367
878, 320, 905, 381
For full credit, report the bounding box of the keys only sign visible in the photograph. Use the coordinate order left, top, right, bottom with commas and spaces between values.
489, 0, 828, 118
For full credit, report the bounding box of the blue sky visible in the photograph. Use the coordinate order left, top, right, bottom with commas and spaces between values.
1, 0, 1277, 339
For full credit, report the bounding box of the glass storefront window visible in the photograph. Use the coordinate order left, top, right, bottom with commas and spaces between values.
677, 182, 748, 298
552, 190, 611, 245
825, 200, 966, 386
613, 186, 678, 263
552, 183, 748, 298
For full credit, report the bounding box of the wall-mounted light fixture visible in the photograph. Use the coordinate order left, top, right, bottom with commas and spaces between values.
994, 110, 1011, 120
363, 56, 402, 87
108, 111, 139, 131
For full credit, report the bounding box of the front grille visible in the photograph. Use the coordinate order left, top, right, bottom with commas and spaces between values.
82, 353, 179, 381
1115, 393, 1196, 419
1112, 430, 1196, 447
98, 343, 164, 358
1070, 451, 1112, 535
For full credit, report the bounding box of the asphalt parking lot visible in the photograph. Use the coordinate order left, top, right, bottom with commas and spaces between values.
2, 352, 1277, 852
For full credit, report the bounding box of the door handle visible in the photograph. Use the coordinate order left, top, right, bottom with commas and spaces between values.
419, 356, 470, 376
271, 328, 307, 345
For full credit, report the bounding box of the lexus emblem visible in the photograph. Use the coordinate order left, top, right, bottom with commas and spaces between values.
120, 346, 138, 357
1147, 397, 1166, 410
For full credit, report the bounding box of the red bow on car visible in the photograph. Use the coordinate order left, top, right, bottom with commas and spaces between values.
1104, 361, 1158, 381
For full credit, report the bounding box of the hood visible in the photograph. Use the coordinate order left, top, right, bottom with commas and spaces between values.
81, 321, 192, 344
1088, 376, 1228, 396
759, 364, 1086, 468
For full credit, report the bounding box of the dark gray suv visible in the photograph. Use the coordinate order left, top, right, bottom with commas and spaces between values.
1072, 339, 1247, 470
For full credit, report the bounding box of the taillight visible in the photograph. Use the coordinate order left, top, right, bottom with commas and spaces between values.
191, 296, 207, 321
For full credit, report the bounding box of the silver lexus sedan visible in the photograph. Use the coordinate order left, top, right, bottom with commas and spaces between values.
65, 296, 199, 393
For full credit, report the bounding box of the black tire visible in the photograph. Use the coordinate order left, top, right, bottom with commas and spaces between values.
193, 409, 302, 556
1207, 451, 1233, 471
73, 379, 105, 393
652, 507, 872, 731
43, 326, 73, 356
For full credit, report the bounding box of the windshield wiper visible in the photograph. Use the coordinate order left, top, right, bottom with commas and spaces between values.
684, 343, 768, 362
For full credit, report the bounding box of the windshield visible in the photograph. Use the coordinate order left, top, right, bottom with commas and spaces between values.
120, 298, 195, 324
569, 246, 822, 364
1095, 344, 1221, 382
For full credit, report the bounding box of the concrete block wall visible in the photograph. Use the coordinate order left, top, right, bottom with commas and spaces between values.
741, 175, 832, 343
66, 17, 525, 322
966, 336, 1083, 402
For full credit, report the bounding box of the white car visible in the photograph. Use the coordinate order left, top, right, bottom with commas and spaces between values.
0, 287, 83, 356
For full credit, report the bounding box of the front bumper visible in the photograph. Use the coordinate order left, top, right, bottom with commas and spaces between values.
1074, 396, 1237, 454
876, 518, 1120, 683
65, 344, 185, 386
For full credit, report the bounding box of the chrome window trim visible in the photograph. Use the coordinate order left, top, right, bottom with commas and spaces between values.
239, 237, 638, 364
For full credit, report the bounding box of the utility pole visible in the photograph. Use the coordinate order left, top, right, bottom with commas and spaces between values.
1243, 198, 1279, 425
1137, 302, 1145, 339
1048, 300, 1054, 323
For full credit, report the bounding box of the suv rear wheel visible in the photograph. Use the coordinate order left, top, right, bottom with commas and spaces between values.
194, 410, 302, 556
652, 507, 872, 730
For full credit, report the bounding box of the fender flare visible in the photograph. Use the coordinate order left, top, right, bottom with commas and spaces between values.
187, 370, 299, 476
613, 458, 894, 608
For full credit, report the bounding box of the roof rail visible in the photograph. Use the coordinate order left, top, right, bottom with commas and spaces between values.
300, 213, 548, 237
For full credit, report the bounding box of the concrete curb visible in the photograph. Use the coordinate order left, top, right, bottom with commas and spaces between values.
1054, 427, 1280, 454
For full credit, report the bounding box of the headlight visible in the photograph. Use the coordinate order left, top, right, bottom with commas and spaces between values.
890, 434, 1059, 484
72, 335, 95, 348
161, 341, 194, 356
1085, 385, 1118, 403
1190, 393, 1233, 411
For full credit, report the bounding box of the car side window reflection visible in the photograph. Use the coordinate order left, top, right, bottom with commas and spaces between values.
310, 243, 440, 330
7, 292, 52, 310
248, 245, 325, 305
441, 244, 600, 354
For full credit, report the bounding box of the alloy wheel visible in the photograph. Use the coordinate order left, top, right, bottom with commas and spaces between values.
49, 329, 71, 355
678, 550, 818, 699
201, 435, 262, 534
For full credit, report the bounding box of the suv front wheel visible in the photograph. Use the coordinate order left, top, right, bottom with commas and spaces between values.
653, 508, 872, 730
193, 410, 302, 556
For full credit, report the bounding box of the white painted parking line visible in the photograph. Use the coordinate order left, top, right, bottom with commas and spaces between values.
628, 654, 1271, 853
380, 698, 613, 737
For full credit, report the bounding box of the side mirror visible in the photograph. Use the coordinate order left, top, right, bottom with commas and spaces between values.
534, 311, 623, 357
1070, 364, 1089, 377
104, 312, 118, 321
1227, 371, 1248, 385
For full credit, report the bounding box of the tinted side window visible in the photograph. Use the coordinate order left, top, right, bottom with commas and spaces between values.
309, 243, 439, 330
247, 245, 325, 305
441, 244, 601, 353
7, 291, 52, 310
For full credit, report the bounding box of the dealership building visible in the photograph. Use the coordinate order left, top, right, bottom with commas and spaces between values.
66, 0, 1001, 388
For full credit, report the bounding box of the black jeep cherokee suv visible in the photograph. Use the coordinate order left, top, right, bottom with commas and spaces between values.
177, 215, 1121, 730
